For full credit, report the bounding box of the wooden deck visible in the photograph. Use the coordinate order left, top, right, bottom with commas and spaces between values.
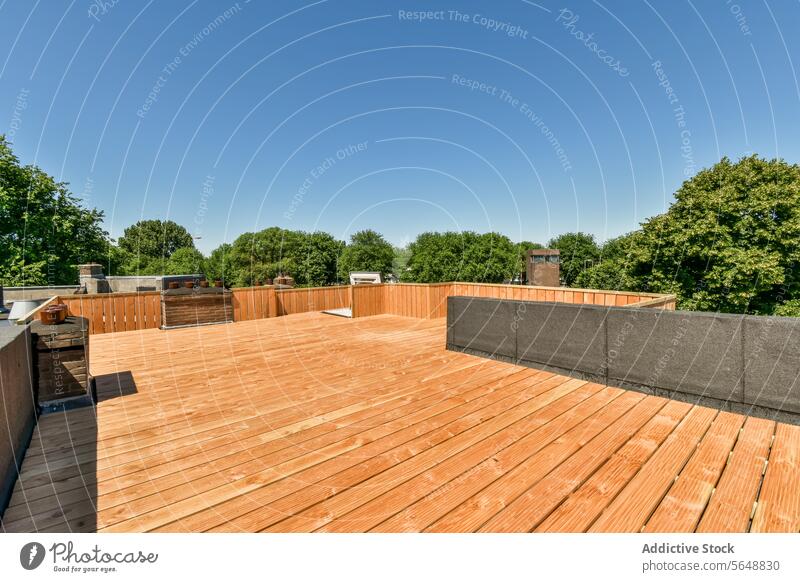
2, 312, 799, 533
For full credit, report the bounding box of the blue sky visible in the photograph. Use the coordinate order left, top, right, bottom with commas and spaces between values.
2, 0, 798, 253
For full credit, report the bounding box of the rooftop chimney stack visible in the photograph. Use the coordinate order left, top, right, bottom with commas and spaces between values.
78, 263, 109, 294
526, 249, 561, 287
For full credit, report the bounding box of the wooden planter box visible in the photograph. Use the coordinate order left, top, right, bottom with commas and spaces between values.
30, 316, 93, 405
161, 287, 233, 329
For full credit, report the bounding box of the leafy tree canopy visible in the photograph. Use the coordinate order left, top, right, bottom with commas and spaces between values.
0, 136, 110, 285
405, 231, 518, 283
219, 227, 343, 287
298, 231, 345, 287
204, 243, 231, 283
117, 219, 194, 263
547, 232, 600, 286
773, 299, 800, 317
624, 155, 800, 313
337, 230, 395, 281
392, 245, 412, 279
164, 247, 206, 275
574, 232, 640, 290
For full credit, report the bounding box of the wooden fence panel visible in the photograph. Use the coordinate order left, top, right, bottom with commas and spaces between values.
231, 286, 277, 321
59, 292, 163, 334
351, 285, 385, 318
57, 283, 674, 334
275, 285, 350, 316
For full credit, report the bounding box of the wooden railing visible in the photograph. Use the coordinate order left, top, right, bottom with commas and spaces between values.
378, 283, 674, 320
276, 285, 350, 316
58, 292, 162, 334
55, 282, 675, 334
351, 284, 385, 318
230, 286, 276, 321
382, 283, 451, 319
626, 294, 677, 310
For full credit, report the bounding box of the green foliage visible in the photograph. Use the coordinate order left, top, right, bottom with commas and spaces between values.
516, 240, 543, 280
219, 227, 343, 287
117, 219, 195, 263
204, 243, 231, 282
547, 232, 600, 286
0, 136, 110, 285
164, 247, 205, 275
405, 231, 518, 283
575, 232, 640, 290
226, 227, 302, 286
626, 156, 800, 313
392, 246, 412, 279
297, 232, 345, 287
574, 258, 638, 291
598, 232, 638, 262
337, 230, 394, 281
773, 300, 800, 317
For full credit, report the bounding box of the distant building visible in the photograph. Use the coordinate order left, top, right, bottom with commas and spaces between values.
526, 249, 560, 287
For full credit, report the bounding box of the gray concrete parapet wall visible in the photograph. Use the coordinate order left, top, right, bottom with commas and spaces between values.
446, 295, 800, 422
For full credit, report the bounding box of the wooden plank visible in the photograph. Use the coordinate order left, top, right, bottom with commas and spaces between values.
124, 295, 136, 332
644, 411, 744, 532
11, 344, 491, 506
99, 373, 578, 533
330, 388, 637, 533
751, 423, 800, 532
4, 362, 528, 531
112, 296, 125, 332
536, 400, 692, 532
587, 406, 718, 532
402, 391, 646, 533
696, 416, 775, 532
154, 376, 592, 533
91, 296, 104, 335
249, 380, 598, 534
473, 395, 667, 533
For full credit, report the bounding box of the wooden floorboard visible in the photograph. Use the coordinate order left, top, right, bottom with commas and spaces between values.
2, 312, 798, 533
696, 416, 775, 532
644, 412, 744, 533
751, 423, 800, 533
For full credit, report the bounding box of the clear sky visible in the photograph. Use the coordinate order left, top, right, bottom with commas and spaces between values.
2, 0, 798, 253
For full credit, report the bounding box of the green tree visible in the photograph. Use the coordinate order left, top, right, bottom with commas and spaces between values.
575, 232, 639, 290
598, 232, 637, 262
165, 247, 206, 275
547, 232, 601, 286
625, 155, 800, 313
205, 243, 232, 283
227, 227, 304, 286
337, 230, 395, 281
773, 300, 800, 317
392, 245, 412, 279
296, 232, 344, 287
117, 219, 195, 267
0, 136, 110, 285
574, 256, 639, 291
404, 232, 463, 282
222, 227, 344, 287
405, 231, 518, 283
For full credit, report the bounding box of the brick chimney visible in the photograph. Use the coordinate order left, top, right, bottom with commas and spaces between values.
78, 263, 109, 294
